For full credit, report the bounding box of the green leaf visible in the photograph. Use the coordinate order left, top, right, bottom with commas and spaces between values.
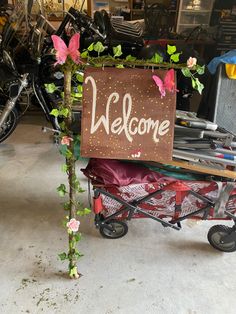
76, 73, 84, 83
125, 55, 137, 61
77, 85, 83, 93
170, 53, 181, 63
57, 184, 67, 197
60, 108, 69, 117
59, 121, 66, 131
116, 64, 124, 68
65, 149, 73, 159
50, 109, 60, 117
191, 78, 197, 89
94, 63, 102, 68
194, 78, 204, 94
63, 202, 70, 211
74, 142, 81, 160
87, 43, 94, 52
113, 45, 122, 58
62, 219, 67, 227
59, 144, 67, 157
196, 65, 205, 75
83, 208, 91, 215
74, 233, 82, 242
58, 252, 67, 261
61, 164, 68, 173
93, 41, 105, 53
181, 67, 192, 77
81, 50, 88, 58
44, 83, 58, 94
167, 45, 176, 55
78, 187, 86, 193
75, 251, 83, 259
69, 266, 78, 277
151, 53, 163, 64
77, 207, 91, 216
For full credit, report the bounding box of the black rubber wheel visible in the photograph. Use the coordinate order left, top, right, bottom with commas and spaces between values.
0, 104, 19, 143
99, 219, 128, 239
207, 225, 236, 252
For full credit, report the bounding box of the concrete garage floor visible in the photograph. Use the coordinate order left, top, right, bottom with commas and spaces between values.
0, 114, 236, 314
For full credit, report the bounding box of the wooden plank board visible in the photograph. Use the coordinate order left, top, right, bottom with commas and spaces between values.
164, 160, 236, 180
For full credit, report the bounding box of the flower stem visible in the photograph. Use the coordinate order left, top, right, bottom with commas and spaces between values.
64, 68, 80, 279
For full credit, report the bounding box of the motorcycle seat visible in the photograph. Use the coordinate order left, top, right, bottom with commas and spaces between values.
94, 10, 143, 44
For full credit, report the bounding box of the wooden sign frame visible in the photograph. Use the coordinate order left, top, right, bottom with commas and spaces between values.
81, 67, 176, 163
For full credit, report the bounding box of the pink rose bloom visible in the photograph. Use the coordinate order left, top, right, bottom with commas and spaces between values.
61, 136, 73, 146
67, 218, 80, 232
187, 57, 197, 68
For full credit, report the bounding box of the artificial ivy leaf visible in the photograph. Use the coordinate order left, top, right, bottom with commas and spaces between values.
69, 266, 78, 277
59, 144, 68, 157
62, 219, 67, 227
75, 252, 83, 259
167, 45, 176, 55
196, 65, 205, 75
58, 252, 68, 261
181, 67, 191, 77
170, 53, 181, 63
116, 64, 124, 68
151, 53, 163, 64
194, 78, 204, 94
74, 134, 81, 142
113, 45, 122, 58
87, 43, 94, 51
77, 85, 83, 93
74, 233, 82, 242
61, 164, 68, 173
77, 207, 91, 216
74, 142, 81, 160
57, 184, 67, 197
44, 83, 58, 94
71, 92, 82, 100
93, 41, 105, 53
50, 109, 59, 117
65, 149, 73, 159
191, 77, 197, 89
125, 55, 137, 61
63, 202, 70, 211
78, 187, 86, 193
74, 249, 84, 259
81, 50, 88, 58
83, 208, 91, 215
76, 73, 84, 83
59, 121, 66, 131
60, 108, 69, 117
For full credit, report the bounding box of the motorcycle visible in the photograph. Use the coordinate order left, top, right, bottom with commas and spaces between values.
0, 0, 149, 143
0, 1, 199, 143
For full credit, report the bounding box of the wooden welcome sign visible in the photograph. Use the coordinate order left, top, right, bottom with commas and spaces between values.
80, 67, 176, 162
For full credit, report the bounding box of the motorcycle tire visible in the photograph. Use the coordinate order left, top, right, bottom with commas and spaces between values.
0, 103, 19, 143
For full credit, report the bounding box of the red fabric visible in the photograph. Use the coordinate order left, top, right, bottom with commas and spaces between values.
82, 159, 236, 220
99, 181, 236, 220
82, 159, 176, 186
93, 196, 103, 214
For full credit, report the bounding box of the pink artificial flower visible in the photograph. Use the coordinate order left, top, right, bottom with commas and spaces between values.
187, 57, 197, 68
67, 218, 80, 232
61, 136, 73, 146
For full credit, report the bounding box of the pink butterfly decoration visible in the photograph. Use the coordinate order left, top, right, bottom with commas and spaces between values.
152, 69, 178, 98
51, 33, 81, 65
